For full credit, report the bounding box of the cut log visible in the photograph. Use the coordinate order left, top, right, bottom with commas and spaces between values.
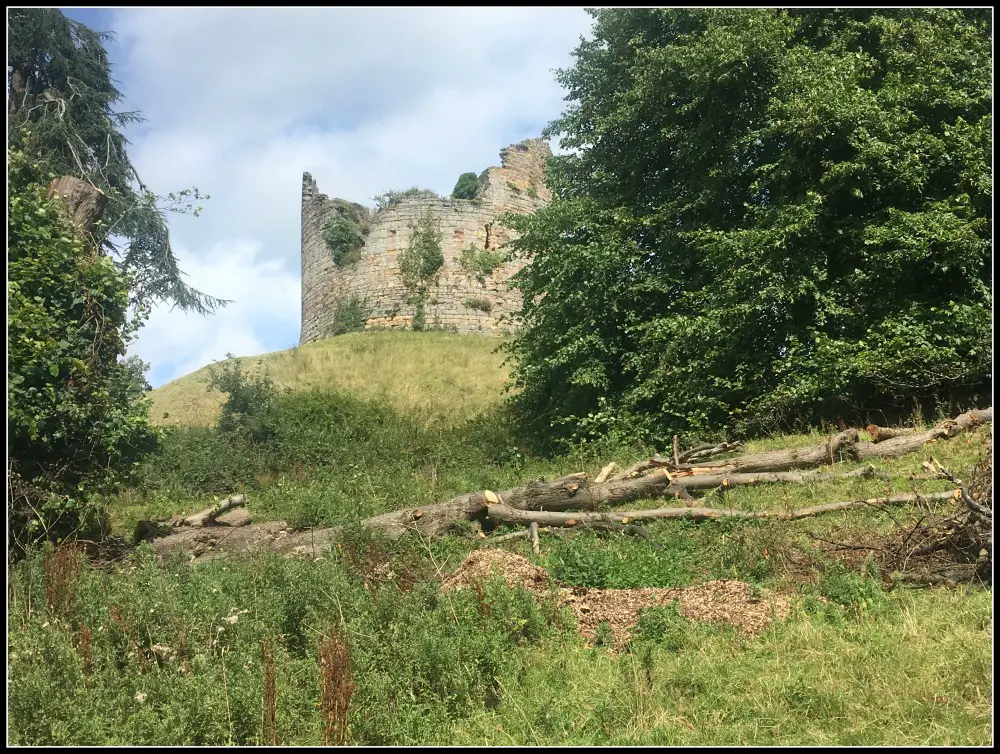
609, 458, 670, 481
182, 494, 247, 527
529, 521, 540, 555
48, 176, 107, 237
594, 462, 619, 484
855, 408, 992, 461
865, 424, 920, 443
672, 429, 860, 474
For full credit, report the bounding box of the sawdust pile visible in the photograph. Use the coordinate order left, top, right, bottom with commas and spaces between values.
440, 549, 553, 592
442, 549, 791, 649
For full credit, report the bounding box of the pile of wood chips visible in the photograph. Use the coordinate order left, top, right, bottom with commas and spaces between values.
441, 549, 791, 649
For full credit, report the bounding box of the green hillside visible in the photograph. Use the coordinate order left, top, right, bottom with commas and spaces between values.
147, 331, 512, 429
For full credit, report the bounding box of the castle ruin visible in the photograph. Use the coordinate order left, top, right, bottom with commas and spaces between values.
300, 137, 551, 344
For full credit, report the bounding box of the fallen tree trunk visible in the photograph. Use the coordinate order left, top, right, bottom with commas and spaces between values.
671, 465, 889, 491
483, 491, 960, 528
356, 470, 674, 538
673, 429, 860, 475
854, 407, 992, 461
141, 407, 989, 561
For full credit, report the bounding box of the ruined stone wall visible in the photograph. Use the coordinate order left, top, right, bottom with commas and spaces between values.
300, 138, 552, 344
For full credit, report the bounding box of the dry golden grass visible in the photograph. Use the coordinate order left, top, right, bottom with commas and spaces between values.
147, 331, 512, 428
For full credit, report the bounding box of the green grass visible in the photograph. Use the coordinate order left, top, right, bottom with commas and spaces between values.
146, 331, 511, 429
9, 331, 993, 746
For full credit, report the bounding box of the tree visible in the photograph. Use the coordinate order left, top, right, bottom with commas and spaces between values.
503, 8, 992, 446
8, 147, 159, 552
7, 8, 225, 314
451, 172, 479, 200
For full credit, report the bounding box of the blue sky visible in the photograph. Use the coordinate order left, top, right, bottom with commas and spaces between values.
53, 8, 594, 388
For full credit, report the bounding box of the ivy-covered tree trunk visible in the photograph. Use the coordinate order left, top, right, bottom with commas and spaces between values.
7, 149, 159, 555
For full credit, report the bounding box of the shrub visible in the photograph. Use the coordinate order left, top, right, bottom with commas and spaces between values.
329, 296, 369, 336
458, 245, 505, 283
323, 215, 364, 266
398, 211, 444, 331
462, 297, 493, 313
450, 172, 479, 200
206, 355, 282, 446
372, 187, 441, 213
818, 560, 891, 616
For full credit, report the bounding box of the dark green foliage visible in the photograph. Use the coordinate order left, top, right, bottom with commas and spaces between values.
817, 560, 891, 615
451, 172, 480, 200
7, 9, 223, 314
7, 148, 158, 551
542, 527, 698, 589
206, 356, 283, 446
322, 199, 370, 265
329, 296, 370, 336
323, 216, 364, 265
630, 601, 693, 651
503, 8, 992, 446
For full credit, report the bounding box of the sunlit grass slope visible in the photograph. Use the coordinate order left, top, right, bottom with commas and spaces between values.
147, 331, 512, 429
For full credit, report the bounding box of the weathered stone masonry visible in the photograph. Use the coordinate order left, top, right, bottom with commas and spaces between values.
300, 138, 551, 344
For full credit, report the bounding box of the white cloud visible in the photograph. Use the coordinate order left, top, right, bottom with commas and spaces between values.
131, 240, 300, 388
104, 7, 593, 386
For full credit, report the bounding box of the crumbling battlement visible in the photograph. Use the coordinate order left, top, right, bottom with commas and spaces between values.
300, 137, 552, 344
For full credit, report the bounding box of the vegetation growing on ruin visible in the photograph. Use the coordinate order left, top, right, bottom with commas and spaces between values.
323, 199, 370, 266
372, 186, 443, 212
328, 295, 370, 336
451, 172, 480, 200
399, 210, 445, 331
459, 244, 506, 283
463, 296, 494, 313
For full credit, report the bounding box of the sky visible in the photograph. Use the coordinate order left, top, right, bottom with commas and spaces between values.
58, 7, 594, 388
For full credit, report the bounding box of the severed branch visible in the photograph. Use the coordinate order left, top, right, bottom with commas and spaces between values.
181, 494, 247, 527
594, 462, 619, 484
679, 440, 743, 464
855, 408, 992, 461
670, 465, 890, 491
482, 491, 960, 529
865, 424, 920, 443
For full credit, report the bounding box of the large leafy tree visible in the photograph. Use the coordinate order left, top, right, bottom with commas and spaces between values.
504, 8, 992, 445
7, 8, 224, 314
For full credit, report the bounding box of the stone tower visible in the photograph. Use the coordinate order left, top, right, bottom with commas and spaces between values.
299, 137, 552, 344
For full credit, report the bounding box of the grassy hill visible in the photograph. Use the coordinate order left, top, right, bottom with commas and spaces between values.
9, 330, 993, 746
147, 331, 512, 429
